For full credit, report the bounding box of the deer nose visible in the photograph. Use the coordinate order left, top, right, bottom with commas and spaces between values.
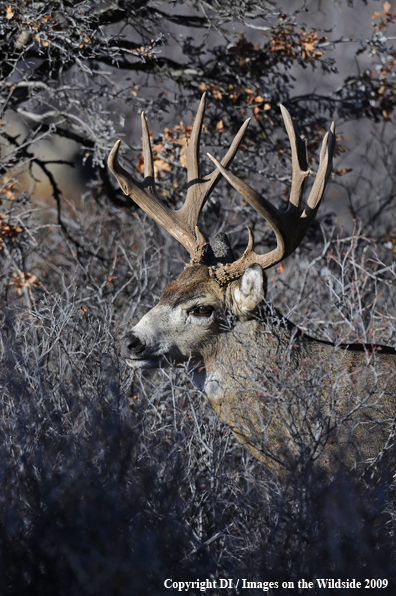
120, 333, 145, 358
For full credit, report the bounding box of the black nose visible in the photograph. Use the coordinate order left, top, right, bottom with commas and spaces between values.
120, 333, 145, 358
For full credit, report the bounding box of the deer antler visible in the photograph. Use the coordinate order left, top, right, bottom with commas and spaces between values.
108, 93, 250, 264
207, 105, 335, 283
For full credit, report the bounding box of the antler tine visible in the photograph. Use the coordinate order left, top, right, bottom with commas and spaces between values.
179, 93, 251, 232
108, 136, 198, 257
303, 122, 335, 216
185, 92, 206, 184
141, 111, 156, 197
280, 104, 310, 210
206, 107, 335, 284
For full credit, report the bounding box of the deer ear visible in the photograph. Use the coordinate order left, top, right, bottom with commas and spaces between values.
232, 264, 266, 316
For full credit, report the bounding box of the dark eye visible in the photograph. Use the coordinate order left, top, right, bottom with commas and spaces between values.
189, 305, 214, 318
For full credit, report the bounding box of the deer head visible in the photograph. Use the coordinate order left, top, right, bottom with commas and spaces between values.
109, 94, 335, 372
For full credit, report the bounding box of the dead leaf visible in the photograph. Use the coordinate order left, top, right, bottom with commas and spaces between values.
153, 158, 171, 178
333, 168, 352, 176
179, 147, 187, 168
215, 120, 224, 132
137, 156, 144, 175
383, 1, 392, 17
8, 272, 38, 295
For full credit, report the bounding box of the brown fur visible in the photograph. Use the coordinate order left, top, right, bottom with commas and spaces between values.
123, 263, 396, 477
203, 315, 396, 475
159, 266, 220, 308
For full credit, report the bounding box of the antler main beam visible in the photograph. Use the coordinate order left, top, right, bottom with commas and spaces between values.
108, 93, 250, 264
207, 106, 335, 283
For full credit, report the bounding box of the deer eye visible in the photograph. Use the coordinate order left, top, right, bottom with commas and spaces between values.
188, 305, 214, 318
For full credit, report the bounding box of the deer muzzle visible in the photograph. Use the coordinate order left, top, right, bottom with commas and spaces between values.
120, 332, 161, 368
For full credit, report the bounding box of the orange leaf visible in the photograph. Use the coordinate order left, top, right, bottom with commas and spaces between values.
198, 82, 209, 91
254, 96, 264, 102
179, 147, 187, 168
371, 11, 381, 18
215, 120, 224, 132
137, 156, 144, 175
153, 159, 171, 174
383, 1, 392, 17
333, 168, 352, 177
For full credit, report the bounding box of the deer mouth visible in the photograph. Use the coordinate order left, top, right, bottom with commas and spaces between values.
120, 332, 164, 368
125, 355, 164, 369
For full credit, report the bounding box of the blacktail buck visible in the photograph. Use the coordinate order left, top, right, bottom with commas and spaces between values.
108, 94, 396, 475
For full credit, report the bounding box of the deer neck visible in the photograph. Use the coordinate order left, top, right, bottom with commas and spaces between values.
193, 304, 305, 403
